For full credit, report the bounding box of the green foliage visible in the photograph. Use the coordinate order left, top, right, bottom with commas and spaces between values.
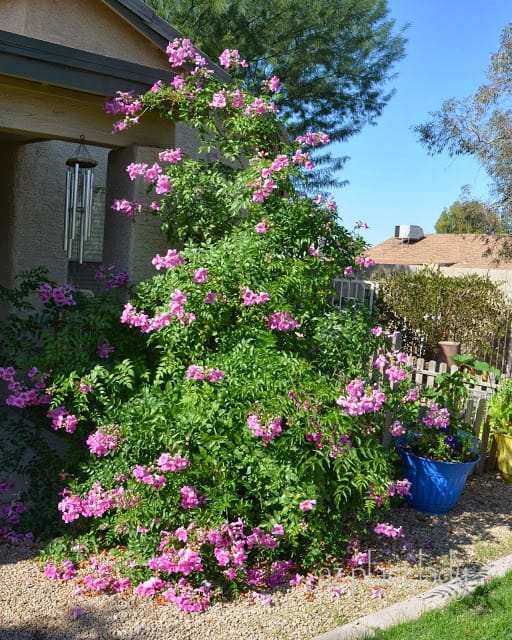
0, 40, 403, 604
376, 266, 512, 362
373, 570, 512, 640
488, 378, 512, 435
435, 196, 505, 234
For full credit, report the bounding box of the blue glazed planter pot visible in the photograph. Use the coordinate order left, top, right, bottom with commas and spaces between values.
397, 444, 479, 515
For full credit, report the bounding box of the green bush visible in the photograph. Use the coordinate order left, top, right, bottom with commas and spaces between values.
0, 40, 405, 609
376, 266, 512, 362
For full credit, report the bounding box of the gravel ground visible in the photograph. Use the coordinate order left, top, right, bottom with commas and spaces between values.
1, 471, 512, 640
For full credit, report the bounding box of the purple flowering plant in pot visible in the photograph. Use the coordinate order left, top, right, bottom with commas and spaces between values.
385, 356, 484, 514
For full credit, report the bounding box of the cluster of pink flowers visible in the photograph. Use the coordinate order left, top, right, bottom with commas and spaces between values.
248, 152, 290, 202
132, 464, 167, 490
163, 578, 212, 612
218, 48, 248, 70
148, 545, 203, 576
125, 161, 172, 195
261, 75, 280, 92
157, 452, 190, 472
44, 558, 76, 581
86, 426, 123, 457
58, 483, 133, 523
79, 557, 131, 594
192, 267, 208, 283
185, 365, 225, 382
241, 289, 270, 305
244, 97, 279, 118
152, 248, 185, 270
120, 290, 195, 333
255, 221, 267, 234
130, 451, 190, 490
267, 311, 300, 332
37, 282, 76, 307
355, 255, 376, 269
159, 147, 183, 164
47, 406, 78, 434
388, 478, 412, 497
299, 499, 316, 512
110, 198, 146, 217
336, 379, 387, 416
291, 148, 314, 169
247, 414, 283, 444
167, 37, 207, 69
295, 131, 330, 146
180, 485, 206, 509
97, 340, 115, 359
250, 176, 278, 202
389, 420, 406, 437
94, 264, 129, 289
374, 522, 405, 538
422, 402, 450, 429
104, 90, 142, 132
1, 366, 52, 409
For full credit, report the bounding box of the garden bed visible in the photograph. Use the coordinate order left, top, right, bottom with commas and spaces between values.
1, 471, 511, 640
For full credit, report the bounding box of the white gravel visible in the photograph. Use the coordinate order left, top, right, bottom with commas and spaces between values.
1, 471, 511, 640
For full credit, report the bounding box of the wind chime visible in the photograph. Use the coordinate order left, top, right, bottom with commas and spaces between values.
64, 135, 97, 264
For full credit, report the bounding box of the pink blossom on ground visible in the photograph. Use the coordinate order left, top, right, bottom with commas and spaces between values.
69, 606, 85, 620
374, 522, 404, 538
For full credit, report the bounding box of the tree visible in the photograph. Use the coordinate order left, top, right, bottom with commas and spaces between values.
145, 0, 406, 187
415, 23, 512, 225
435, 196, 506, 234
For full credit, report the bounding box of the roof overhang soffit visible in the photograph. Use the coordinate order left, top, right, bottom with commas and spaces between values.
0, 29, 175, 96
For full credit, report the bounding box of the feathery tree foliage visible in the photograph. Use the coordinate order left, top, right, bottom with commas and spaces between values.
416, 23, 512, 227
145, 0, 407, 188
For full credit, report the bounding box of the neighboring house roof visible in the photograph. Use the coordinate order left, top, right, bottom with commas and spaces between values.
367, 234, 512, 270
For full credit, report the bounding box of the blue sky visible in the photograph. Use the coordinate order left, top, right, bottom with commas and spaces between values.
331, 0, 512, 247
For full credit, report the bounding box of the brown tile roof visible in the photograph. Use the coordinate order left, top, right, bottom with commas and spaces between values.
367, 234, 512, 270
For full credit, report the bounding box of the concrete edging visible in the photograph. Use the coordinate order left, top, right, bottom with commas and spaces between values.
312, 553, 512, 640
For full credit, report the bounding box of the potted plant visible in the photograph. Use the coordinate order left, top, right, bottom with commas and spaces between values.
391, 358, 483, 514
488, 378, 512, 482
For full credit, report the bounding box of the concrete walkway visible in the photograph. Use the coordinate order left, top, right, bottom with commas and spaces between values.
312, 553, 512, 639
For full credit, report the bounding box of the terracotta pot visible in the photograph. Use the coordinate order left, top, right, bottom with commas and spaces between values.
437, 341, 460, 368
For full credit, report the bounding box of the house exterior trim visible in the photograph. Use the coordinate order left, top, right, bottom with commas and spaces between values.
0, 29, 175, 96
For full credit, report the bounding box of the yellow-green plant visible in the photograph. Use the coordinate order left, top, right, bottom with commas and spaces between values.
488, 379, 512, 436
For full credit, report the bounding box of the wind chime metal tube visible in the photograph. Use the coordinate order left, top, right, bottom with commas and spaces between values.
64, 135, 97, 264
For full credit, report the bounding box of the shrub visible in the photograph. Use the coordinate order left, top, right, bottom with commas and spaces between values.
1, 40, 405, 607
376, 266, 512, 362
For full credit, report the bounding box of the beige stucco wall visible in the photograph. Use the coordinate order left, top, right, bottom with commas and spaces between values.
0, 0, 170, 70
103, 145, 170, 284
0, 141, 109, 302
